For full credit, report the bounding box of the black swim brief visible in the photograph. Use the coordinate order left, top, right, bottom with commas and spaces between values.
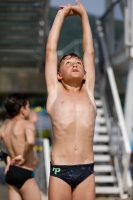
0, 151, 9, 164
5, 166, 34, 189
50, 162, 94, 190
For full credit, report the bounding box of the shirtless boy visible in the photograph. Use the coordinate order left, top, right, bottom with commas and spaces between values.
0, 93, 41, 200
45, 1, 96, 200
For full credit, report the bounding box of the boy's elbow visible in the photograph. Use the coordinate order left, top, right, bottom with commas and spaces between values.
46, 47, 56, 54
84, 46, 94, 54
88, 47, 94, 54
28, 140, 34, 147
88, 50, 94, 55
46, 43, 56, 52
85, 50, 94, 56
46, 47, 57, 58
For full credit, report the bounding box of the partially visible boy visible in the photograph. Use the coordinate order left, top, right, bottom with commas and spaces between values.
0, 109, 39, 170
0, 93, 41, 200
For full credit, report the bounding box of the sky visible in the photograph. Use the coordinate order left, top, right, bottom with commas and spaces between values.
50, 0, 105, 17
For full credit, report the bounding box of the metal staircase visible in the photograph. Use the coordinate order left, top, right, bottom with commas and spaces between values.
93, 19, 132, 198
94, 87, 120, 196
0, 0, 49, 93
93, 1, 133, 197
0, 0, 49, 71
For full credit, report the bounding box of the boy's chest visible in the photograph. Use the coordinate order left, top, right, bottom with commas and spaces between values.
50, 90, 95, 117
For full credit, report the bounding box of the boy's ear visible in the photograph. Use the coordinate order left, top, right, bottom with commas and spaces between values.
20, 106, 25, 115
83, 71, 86, 81
57, 73, 63, 81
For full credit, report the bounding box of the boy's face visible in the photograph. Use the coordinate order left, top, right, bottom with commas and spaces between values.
58, 56, 86, 83
29, 110, 39, 124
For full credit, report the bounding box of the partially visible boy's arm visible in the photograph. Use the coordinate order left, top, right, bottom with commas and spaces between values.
82, 12, 95, 94
11, 123, 35, 166
45, 4, 74, 93
23, 123, 35, 160
33, 155, 39, 167
4, 156, 11, 174
73, 1, 95, 93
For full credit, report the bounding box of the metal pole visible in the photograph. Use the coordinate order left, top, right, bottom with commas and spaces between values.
124, 59, 133, 140
43, 138, 50, 189
131, 0, 133, 44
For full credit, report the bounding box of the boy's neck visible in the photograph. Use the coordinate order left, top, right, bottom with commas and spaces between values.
61, 81, 83, 92
12, 114, 26, 121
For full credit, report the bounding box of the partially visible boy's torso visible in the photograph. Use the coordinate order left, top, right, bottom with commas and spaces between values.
0, 119, 34, 170
47, 83, 97, 165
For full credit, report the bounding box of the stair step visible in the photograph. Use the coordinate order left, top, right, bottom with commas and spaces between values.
97, 108, 104, 115
94, 135, 109, 142
96, 186, 119, 194
93, 145, 109, 152
95, 100, 103, 107
95, 126, 107, 133
94, 91, 101, 98
95, 175, 117, 183
94, 165, 114, 172
94, 155, 111, 162
96, 116, 106, 124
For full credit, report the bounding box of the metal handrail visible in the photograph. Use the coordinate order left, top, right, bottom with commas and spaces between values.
99, 0, 125, 55
96, 20, 131, 153
96, 20, 132, 190
100, 0, 122, 21
57, 39, 82, 57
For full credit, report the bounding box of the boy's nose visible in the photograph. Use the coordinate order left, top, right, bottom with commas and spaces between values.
73, 62, 77, 67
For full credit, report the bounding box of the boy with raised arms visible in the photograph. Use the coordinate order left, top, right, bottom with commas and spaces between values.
45, 1, 96, 200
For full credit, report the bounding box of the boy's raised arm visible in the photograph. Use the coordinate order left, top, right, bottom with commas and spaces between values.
73, 1, 95, 93
45, 4, 73, 93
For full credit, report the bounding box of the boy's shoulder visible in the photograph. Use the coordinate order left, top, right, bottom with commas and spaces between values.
23, 120, 35, 130
14, 119, 35, 132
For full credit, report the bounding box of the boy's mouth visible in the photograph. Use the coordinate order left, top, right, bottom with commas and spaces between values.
72, 69, 79, 72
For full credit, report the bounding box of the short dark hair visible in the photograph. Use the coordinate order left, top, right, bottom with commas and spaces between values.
57, 53, 83, 73
4, 93, 28, 118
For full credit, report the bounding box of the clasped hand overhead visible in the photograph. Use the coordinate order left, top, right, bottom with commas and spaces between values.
59, 0, 87, 17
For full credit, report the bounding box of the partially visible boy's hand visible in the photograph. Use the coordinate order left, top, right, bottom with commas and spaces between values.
59, 3, 76, 17
11, 155, 25, 166
72, 0, 87, 17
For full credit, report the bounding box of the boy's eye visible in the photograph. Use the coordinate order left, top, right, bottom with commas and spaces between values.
66, 62, 71, 65
77, 62, 81, 65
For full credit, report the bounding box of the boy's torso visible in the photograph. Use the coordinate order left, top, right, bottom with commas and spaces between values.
0, 119, 34, 170
47, 83, 97, 165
